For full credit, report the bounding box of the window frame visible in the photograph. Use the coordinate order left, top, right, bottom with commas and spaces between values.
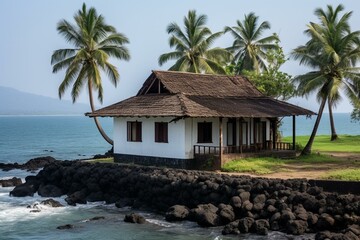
127, 121, 142, 142
197, 122, 212, 143
155, 122, 168, 143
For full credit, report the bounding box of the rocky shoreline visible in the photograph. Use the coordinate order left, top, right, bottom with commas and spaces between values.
8, 160, 360, 239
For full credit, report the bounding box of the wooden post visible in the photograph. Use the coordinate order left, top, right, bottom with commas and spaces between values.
292, 115, 296, 150
219, 117, 223, 169
273, 118, 277, 150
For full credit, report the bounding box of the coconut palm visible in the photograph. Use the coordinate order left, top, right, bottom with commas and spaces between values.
51, 3, 130, 145
158, 10, 231, 74
224, 12, 279, 74
292, 4, 360, 154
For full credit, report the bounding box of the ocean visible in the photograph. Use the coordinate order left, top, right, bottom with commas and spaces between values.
0, 113, 357, 240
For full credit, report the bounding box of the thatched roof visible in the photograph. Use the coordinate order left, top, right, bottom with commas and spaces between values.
137, 70, 263, 97
87, 70, 315, 118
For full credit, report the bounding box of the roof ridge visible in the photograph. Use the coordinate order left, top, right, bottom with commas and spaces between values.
176, 93, 190, 116
153, 69, 231, 78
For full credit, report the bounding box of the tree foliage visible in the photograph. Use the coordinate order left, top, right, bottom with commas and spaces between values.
51, 3, 130, 145
291, 4, 360, 153
242, 42, 295, 100
158, 10, 231, 74
224, 12, 279, 74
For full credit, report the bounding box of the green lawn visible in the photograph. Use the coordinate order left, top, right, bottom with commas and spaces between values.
322, 168, 360, 181
222, 154, 340, 175
282, 135, 360, 152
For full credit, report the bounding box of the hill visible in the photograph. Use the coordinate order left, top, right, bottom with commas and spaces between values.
0, 86, 90, 115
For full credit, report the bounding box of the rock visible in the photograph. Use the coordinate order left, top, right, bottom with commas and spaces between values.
0, 177, 22, 187
315, 231, 332, 240
65, 190, 87, 206
38, 184, 63, 197
9, 183, 35, 197
242, 200, 253, 212
344, 230, 359, 240
23, 156, 57, 171
230, 196, 242, 209
218, 204, 235, 224
317, 213, 335, 230
222, 220, 240, 235
238, 217, 255, 233
165, 205, 190, 221
86, 191, 104, 202
239, 191, 250, 202
89, 216, 105, 221
287, 220, 308, 235
191, 204, 220, 227
124, 213, 146, 224
115, 198, 134, 208
40, 199, 63, 207
252, 219, 269, 235
347, 224, 360, 236
280, 209, 296, 225
57, 224, 74, 230
30, 209, 41, 213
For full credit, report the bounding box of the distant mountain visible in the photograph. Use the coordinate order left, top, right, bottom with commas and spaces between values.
0, 86, 90, 115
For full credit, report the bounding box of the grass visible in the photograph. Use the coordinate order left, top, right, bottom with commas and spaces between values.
282, 135, 360, 152
322, 168, 360, 181
222, 157, 285, 174
84, 157, 114, 163
222, 154, 343, 175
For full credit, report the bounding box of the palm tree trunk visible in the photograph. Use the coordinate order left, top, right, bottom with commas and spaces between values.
301, 97, 327, 155
88, 80, 113, 145
328, 99, 338, 141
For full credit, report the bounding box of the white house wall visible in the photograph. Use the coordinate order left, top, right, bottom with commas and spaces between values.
114, 117, 187, 159
114, 117, 272, 160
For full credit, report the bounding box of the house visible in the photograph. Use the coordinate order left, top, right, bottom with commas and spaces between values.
87, 70, 314, 169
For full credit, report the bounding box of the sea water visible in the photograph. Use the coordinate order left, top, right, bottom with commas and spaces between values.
0, 113, 356, 239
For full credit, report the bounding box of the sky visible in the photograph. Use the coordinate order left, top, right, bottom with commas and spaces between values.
1, 0, 360, 113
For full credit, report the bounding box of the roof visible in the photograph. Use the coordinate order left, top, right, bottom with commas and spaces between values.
87, 70, 315, 118
87, 93, 315, 118
137, 70, 263, 97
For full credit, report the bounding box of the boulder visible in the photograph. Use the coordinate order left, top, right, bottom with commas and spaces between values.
238, 217, 255, 233
57, 224, 74, 230
252, 219, 269, 235
38, 184, 63, 197
317, 213, 335, 230
40, 199, 63, 207
115, 198, 134, 208
9, 183, 35, 197
124, 213, 146, 224
165, 205, 190, 221
222, 220, 240, 235
0, 177, 22, 187
191, 204, 220, 227
65, 190, 87, 206
287, 220, 308, 235
218, 204, 235, 224
230, 196, 242, 209
239, 191, 250, 202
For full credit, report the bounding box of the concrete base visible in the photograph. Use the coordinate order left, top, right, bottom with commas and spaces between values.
114, 153, 194, 169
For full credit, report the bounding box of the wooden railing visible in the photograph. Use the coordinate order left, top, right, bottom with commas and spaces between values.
194, 141, 292, 155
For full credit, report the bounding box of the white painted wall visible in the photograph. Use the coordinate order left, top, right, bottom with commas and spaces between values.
113, 116, 272, 160
113, 117, 187, 159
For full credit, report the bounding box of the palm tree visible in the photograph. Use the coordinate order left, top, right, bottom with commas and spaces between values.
224, 12, 279, 74
51, 3, 130, 145
158, 10, 231, 74
292, 4, 360, 154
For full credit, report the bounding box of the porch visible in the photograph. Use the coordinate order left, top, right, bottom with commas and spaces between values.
193, 142, 296, 170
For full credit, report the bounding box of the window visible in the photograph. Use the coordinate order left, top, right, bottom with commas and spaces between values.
155, 122, 168, 143
197, 122, 212, 143
127, 121, 142, 142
